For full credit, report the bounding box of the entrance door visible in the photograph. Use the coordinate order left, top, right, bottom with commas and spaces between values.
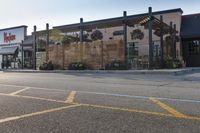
182, 40, 200, 67
24, 50, 33, 68
2, 55, 16, 69
127, 42, 139, 69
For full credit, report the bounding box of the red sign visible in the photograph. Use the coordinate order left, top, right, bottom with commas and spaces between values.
4, 32, 16, 43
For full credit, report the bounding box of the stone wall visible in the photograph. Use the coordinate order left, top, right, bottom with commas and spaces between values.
36, 52, 46, 70
47, 40, 124, 70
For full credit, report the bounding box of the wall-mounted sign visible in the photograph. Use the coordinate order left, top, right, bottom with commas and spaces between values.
4, 32, 16, 43
0, 27, 26, 45
113, 30, 124, 36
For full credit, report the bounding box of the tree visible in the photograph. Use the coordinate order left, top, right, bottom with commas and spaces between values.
50, 29, 63, 44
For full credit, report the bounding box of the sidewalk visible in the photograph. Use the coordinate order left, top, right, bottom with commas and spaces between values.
2, 68, 200, 75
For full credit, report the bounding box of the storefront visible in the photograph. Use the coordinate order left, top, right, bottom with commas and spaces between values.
0, 26, 27, 69
181, 14, 200, 67
21, 35, 33, 69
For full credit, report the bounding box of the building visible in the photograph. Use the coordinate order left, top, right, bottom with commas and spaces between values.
181, 14, 200, 67
0, 26, 34, 69
51, 8, 200, 68
51, 8, 182, 69
1, 7, 200, 70
0, 26, 27, 69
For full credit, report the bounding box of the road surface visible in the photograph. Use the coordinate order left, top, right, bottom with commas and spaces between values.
0, 72, 199, 133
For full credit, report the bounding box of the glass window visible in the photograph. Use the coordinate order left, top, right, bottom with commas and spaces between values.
189, 40, 200, 55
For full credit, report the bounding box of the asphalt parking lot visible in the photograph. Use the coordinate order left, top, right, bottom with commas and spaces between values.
0, 72, 200, 133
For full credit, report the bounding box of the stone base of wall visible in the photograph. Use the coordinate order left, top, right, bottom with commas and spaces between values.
47, 40, 124, 70
36, 52, 46, 70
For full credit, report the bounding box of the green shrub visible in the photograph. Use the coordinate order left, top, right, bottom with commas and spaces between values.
163, 57, 182, 69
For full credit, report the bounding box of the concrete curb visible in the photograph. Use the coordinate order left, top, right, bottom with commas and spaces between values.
2, 68, 200, 75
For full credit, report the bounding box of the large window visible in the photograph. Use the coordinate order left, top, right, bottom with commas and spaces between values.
153, 40, 161, 58
189, 40, 200, 55
127, 42, 139, 59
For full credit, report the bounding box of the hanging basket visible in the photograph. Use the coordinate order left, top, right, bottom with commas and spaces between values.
130, 29, 144, 40
91, 30, 103, 41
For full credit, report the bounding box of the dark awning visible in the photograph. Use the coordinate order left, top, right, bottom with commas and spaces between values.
21, 35, 33, 47
0, 47, 18, 55
181, 14, 200, 39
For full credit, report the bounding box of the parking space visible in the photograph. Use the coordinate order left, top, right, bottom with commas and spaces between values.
0, 95, 71, 120
0, 82, 200, 132
75, 92, 168, 113
0, 84, 24, 94
19, 88, 70, 101
158, 100, 200, 117
0, 83, 200, 120
0, 105, 200, 133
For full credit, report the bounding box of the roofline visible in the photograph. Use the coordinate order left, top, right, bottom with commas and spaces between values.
0, 25, 28, 32
182, 13, 200, 18
53, 8, 183, 29
25, 35, 33, 38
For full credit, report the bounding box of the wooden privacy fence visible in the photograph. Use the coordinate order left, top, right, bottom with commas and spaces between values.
47, 40, 124, 70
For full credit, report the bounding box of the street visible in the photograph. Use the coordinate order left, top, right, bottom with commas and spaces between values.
0, 72, 199, 133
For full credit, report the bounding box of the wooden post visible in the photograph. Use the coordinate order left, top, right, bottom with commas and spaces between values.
170, 22, 173, 59
80, 18, 83, 42
160, 15, 164, 68
123, 11, 128, 69
33, 25, 37, 70
148, 7, 153, 70
62, 44, 65, 70
79, 18, 84, 63
173, 24, 177, 60
46, 23, 49, 62
21, 40, 24, 69
101, 41, 104, 69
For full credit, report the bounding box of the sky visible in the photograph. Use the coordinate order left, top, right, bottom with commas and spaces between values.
0, 0, 199, 34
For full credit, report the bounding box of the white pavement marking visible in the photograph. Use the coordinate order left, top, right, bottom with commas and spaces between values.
0, 104, 81, 124
0, 93, 67, 104
9, 87, 30, 95
76, 91, 200, 104
0, 83, 200, 104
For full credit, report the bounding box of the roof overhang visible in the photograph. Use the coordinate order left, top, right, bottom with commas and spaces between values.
181, 14, 200, 39
0, 46, 18, 55
53, 8, 182, 34
53, 16, 175, 36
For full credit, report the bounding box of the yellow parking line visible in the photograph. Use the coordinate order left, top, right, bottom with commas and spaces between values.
0, 91, 199, 121
0, 104, 81, 124
65, 91, 76, 103
9, 87, 30, 95
75, 102, 174, 117
73, 102, 200, 121
150, 98, 187, 118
